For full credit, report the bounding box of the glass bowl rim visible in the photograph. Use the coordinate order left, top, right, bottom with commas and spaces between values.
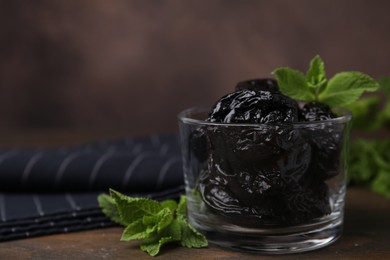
178, 106, 352, 127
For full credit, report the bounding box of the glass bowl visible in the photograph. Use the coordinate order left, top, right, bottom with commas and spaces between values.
178, 106, 352, 254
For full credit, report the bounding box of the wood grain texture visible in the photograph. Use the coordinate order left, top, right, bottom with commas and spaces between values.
1, 188, 389, 260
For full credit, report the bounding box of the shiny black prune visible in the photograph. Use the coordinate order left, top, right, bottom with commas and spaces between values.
195, 80, 342, 227
198, 123, 314, 226
284, 181, 331, 223
299, 101, 343, 180
237, 170, 283, 197
299, 101, 337, 121
305, 125, 343, 180
207, 89, 299, 124
199, 170, 244, 215
199, 165, 287, 226
235, 78, 280, 93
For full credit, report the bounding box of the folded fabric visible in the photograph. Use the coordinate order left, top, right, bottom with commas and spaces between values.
0, 186, 184, 242
0, 134, 185, 242
0, 134, 183, 192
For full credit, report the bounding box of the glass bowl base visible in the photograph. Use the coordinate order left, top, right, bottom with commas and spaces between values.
194, 217, 343, 254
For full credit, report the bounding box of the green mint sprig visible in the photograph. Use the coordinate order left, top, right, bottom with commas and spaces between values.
272, 55, 390, 198
345, 76, 390, 198
98, 190, 208, 256
349, 139, 390, 198
272, 55, 379, 107
337, 75, 390, 131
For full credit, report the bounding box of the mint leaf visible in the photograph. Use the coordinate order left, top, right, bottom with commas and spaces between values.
378, 102, 390, 127
348, 140, 377, 184
319, 71, 379, 107
374, 76, 390, 130
307, 55, 327, 91
371, 170, 390, 199
97, 193, 123, 225
140, 219, 182, 256
179, 218, 208, 248
176, 195, 208, 248
176, 195, 187, 218
344, 96, 381, 131
344, 75, 390, 131
141, 237, 171, 256
349, 139, 390, 199
121, 219, 148, 241
140, 235, 178, 257
109, 189, 161, 226
161, 199, 178, 212
121, 208, 174, 241
99, 190, 208, 256
273, 55, 379, 108
143, 207, 174, 234
378, 76, 390, 95
272, 67, 313, 101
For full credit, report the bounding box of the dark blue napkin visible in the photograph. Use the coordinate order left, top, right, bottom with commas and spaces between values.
0, 134, 185, 242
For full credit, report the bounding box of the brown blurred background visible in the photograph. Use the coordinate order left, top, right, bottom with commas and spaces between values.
1, 0, 390, 137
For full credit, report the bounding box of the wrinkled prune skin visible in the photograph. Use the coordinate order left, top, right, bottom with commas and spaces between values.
284, 181, 331, 223
305, 124, 343, 180
299, 102, 343, 180
299, 101, 337, 121
207, 89, 299, 124
189, 80, 343, 227
198, 125, 315, 226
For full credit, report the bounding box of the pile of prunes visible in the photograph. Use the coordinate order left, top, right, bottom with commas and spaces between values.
191, 79, 344, 227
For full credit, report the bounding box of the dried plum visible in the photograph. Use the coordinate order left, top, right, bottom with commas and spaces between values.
299, 101, 337, 121
305, 124, 344, 180
207, 89, 299, 124
193, 79, 343, 226
299, 102, 343, 180
284, 181, 331, 223
198, 123, 315, 226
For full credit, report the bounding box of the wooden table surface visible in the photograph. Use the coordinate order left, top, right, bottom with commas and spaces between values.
1, 187, 389, 260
